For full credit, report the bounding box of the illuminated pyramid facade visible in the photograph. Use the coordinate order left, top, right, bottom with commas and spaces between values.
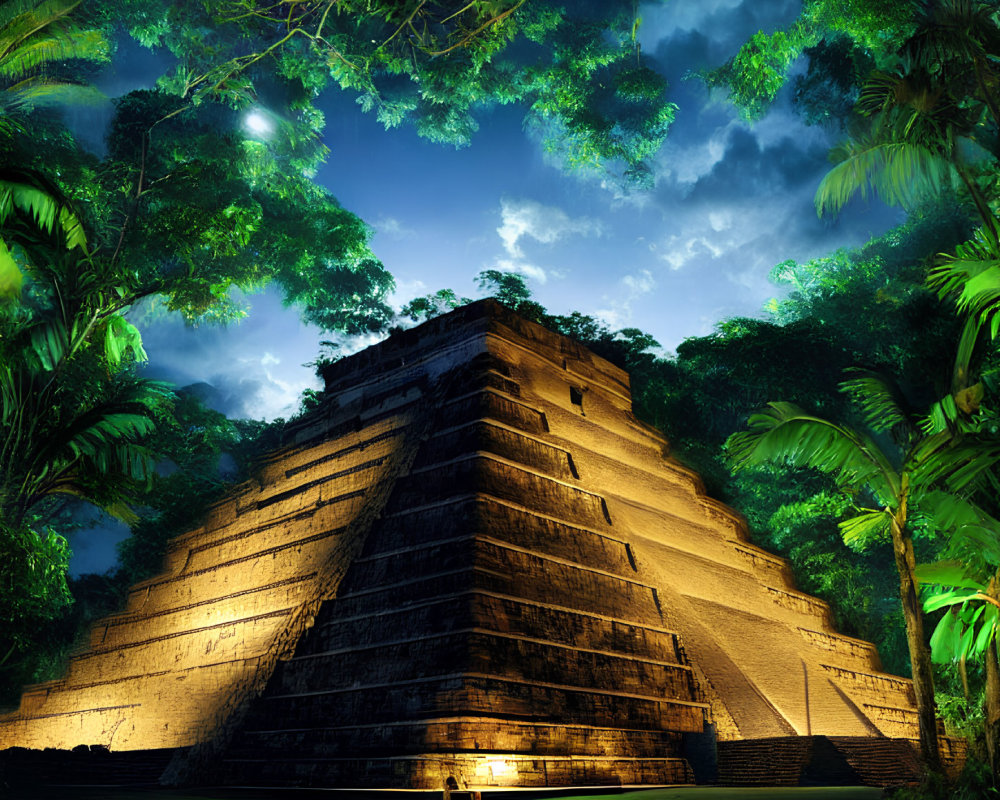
0, 301, 947, 790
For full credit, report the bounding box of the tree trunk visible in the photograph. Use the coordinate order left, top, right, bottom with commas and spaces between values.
986, 627, 1000, 782
891, 524, 941, 772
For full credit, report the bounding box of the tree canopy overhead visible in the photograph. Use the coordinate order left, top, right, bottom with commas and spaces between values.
93, 0, 676, 186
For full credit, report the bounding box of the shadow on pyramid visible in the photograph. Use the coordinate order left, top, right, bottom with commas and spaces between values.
0, 301, 966, 792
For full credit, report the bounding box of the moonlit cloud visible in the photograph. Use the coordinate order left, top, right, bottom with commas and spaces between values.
660, 235, 725, 270
491, 198, 603, 286
497, 198, 603, 259
595, 269, 658, 329
137, 287, 324, 421
494, 257, 549, 284
373, 215, 415, 239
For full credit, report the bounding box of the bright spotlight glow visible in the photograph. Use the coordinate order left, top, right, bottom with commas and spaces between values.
488, 759, 510, 778
244, 111, 273, 136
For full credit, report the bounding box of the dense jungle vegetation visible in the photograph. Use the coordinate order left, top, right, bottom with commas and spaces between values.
3, 0, 1000, 795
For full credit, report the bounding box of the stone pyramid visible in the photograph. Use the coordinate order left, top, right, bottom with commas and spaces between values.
0, 301, 949, 790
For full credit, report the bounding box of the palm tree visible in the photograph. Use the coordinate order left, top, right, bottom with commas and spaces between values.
814, 0, 1000, 241
0, 0, 105, 296
726, 371, 1000, 770
917, 516, 1000, 778
0, 191, 168, 525
0, 0, 109, 135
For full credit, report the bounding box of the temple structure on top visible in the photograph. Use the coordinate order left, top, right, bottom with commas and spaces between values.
0, 300, 962, 790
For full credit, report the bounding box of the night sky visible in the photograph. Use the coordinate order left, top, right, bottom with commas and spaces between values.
67, 0, 903, 574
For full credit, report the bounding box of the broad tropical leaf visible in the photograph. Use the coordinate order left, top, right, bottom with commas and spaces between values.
926, 597, 999, 664
726, 401, 900, 501
953, 526, 1000, 567
838, 368, 909, 433
915, 559, 984, 590
839, 508, 892, 548
923, 587, 982, 612
815, 138, 952, 216
915, 489, 998, 541
930, 608, 965, 663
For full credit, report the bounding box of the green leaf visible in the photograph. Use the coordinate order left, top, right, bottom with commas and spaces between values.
104, 315, 147, 366
726, 401, 899, 501
29, 319, 67, 371
838, 368, 908, 433
0, 237, 22, 298
953, 526, 1000, 567
930, 608, 963, 663
816, 138, 952, 217
973, 606, 998, 656
915, 560, 983, 589
923, 588, 981, 612
839, 509, 891, 548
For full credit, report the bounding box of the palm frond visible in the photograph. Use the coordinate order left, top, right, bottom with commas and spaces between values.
0, 76, 103, 110
0, 1, 83, 56
815, 138, 952, 216
0, 29, 107, 79
929, 232, 1000, 324
920, 393, 961, 435
28, 379, 171, 476
915, 488, 989, 531
953, 525, 1000, 567
839, 508, 892, 548
936, 440, 1000, 493
839, 368, 910, 433
0, 169, 87, 251
27, 317, 67, 371
856, 70, 903, 117
726, 401, 900, 502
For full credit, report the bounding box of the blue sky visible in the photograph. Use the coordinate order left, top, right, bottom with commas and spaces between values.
66, 0, 904, 574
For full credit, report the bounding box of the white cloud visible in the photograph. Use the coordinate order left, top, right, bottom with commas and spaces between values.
497, 198, 602, 258
708, 210, 733, 232
659, 122, 736, 187
389, 278, 428, 308
595, 269, 658, 329
373, 215, 415, 239
261, 352, 280, 366
660, 235, 725, 270
622, 269, 657, 295
490, 198, 602, 286
494, 257, 548, 284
